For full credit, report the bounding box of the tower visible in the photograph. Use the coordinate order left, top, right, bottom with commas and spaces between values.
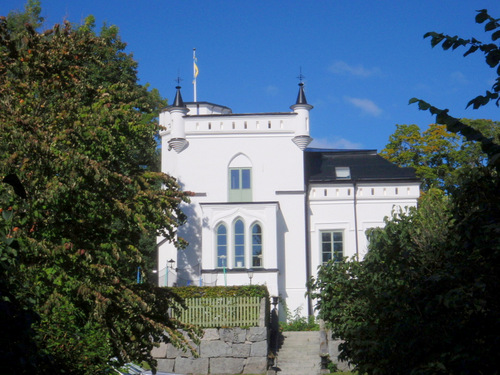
167, 86, 189, 153
291, 82, 313, 150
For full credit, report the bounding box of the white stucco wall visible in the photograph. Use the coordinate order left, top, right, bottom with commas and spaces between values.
308, 182, 420, 271
157, 100, 420, 320
158, 106, 310, 315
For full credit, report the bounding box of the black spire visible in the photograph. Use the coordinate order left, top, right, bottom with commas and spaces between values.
173, 85, 185, 108
295, 82, 308, 105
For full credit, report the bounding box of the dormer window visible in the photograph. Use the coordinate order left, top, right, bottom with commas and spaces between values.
335, 167, 351, 179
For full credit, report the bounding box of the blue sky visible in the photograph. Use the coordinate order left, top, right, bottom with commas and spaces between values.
2, 1, 499, 151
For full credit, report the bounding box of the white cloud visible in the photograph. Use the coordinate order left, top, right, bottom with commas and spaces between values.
344, 96, 382, 117
450, 71, 468, 85
309, 137, 363, 150
266, 85, 279, 96
329, 60, 381, 77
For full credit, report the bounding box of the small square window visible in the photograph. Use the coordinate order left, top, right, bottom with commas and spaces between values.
335, 167, 351, 179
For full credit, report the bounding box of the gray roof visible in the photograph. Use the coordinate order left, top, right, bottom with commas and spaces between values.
295, 82, 308, 105
305, 148, 419, 183
183, 101, 232, 111
172, 86, 185, 108
186, 112, 296, 118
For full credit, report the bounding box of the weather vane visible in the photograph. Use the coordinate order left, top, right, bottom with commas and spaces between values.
297, 67, 305, 83
175, 72, 183, 86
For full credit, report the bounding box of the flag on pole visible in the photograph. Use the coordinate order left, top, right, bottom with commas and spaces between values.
193, 48, 199, 81
193, 48, 198, 102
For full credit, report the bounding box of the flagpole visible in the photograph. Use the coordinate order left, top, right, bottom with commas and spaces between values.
193, 48, 197, 102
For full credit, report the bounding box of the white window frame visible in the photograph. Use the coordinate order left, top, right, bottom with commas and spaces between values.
233, 218, 246, 268
216, 223, 228, 268
320, 230, 344, 265
251, 222, 263, 268
213, 219, 264, 270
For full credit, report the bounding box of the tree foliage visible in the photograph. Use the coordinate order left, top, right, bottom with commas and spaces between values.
310, 10, 500, 375
4, 0, 44, 34
423, 9, 500, 109
310, 178, 500, 374
411, 10, 500, 169
381, 120, 500, 191
1, 175, 43, 373
0, 11, 199, 375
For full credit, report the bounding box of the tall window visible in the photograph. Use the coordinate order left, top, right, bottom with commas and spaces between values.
234, 219, 245, 268
229, 168, 252, 202
251, 223, 263, 267
321, 231, 343, 265
216, 224, 227, 268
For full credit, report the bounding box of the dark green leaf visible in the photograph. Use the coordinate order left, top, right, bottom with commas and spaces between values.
430, 35, 445, 47
442, 39, 453, 50
476, 9, 489, 24
418, 101, 431, 110
2, 209, 13, 221
485, 20, 499, 32
464, 45, 479, 57
485, 50, 500, 68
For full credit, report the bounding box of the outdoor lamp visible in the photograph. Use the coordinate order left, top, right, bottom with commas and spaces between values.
168, 259, 175, 269
272, 296, 279, 308
247, 269, 254, 285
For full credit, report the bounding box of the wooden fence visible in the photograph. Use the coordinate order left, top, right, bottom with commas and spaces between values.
172, 296, 263, 328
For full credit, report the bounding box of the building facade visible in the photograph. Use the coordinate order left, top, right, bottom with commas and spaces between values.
158, 83, 420, 317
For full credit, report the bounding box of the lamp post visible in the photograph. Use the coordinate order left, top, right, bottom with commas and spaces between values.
151, 269, 158, 286
220, 255, 227, 286
166, 259, 175, 287
247, 269, 254, 285
271, 296, 279, 309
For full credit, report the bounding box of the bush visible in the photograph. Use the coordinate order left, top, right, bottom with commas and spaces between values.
166, 285, 269, 299
279, 305, 319, 331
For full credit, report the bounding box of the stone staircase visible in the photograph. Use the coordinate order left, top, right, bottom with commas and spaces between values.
274, 331, 321, 375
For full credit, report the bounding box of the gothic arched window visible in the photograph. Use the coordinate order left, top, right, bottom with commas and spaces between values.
233, 219, 245, 268
216, 223, 227, 268
251, 223, 263, 268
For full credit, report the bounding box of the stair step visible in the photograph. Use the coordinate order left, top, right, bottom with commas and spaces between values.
276, 331, 321, 375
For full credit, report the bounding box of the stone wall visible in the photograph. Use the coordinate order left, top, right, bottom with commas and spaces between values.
152, 327, 269, 375
317, 320, 351, 372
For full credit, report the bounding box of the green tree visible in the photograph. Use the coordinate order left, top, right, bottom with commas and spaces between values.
310, 10, 500, 375
1, 175, 46, 373
0, 13, 199, 375
310, 179, 500, 374
5, 0, 44, 34
381, 120, 500, 191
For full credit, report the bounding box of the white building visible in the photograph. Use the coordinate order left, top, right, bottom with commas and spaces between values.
158, 83, 420, 317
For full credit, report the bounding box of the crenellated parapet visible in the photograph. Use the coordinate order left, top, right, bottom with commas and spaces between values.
160, 82, 314, 152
